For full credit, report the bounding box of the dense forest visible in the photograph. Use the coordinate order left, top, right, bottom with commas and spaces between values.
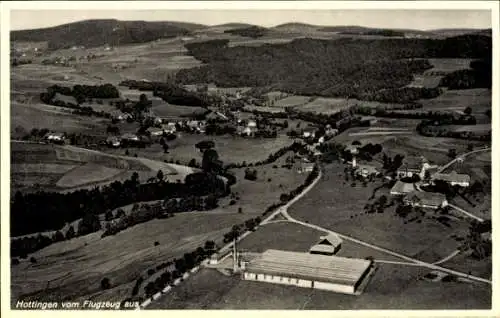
439, 58, 492, 89
118, 80, 216, 107
176, 35, 492, 100
224, 26, 269, 38
40, 84, 120, 104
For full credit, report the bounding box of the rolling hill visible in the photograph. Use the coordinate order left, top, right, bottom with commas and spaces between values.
11, 19, 207, 50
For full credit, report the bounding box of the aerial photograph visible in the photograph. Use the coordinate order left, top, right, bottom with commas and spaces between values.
5, 4, 494, 311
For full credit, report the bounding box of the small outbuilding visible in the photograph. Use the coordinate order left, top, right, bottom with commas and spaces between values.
309, 234, 343, 256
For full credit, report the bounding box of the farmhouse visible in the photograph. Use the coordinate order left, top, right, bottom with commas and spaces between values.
403, 191, 448, 209
241, 249, 373, 295
390, 181, 416, 196
309, 234, 343, 256
303, 127, 318, 139
147, 127, 165, 136
397, 156, 428, 179
121, 133, 139, 142
106, 136, 121, 148
298, 162, 315, 174
162, 122, 177, 134
44, 132, 66, 143
355, 164, 379, 178
431, 171, 471, 187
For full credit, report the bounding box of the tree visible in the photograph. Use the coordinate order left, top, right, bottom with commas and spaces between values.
188, 158, 197, 167
105, 210, 114, 221
78, 213, 101, 236
30, 256, 37, 264
162, 143, 169, 154
202, 149, 222, 174
157, 169, 164, 182
467, 144, 474, 151
101, 277, 111, 289
448, 148, 457, 158
464, 107, 472, 115
52, 230, 65, 242
66, 226, 75, 240
116, 209, 125, 218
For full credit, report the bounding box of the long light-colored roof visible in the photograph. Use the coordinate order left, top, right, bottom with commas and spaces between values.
245, 249, 371, 286
390, 181, 416, 194
432, 171, 470, 184
309, 244, 337, 254
404, 191, 446, 207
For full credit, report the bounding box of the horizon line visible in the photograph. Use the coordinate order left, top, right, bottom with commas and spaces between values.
10, 18, 493, 32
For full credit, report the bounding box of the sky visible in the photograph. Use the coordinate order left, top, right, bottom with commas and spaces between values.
10, 9, 492, 31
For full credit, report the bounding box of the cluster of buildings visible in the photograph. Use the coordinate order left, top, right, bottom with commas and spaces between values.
209, 232, 372, 295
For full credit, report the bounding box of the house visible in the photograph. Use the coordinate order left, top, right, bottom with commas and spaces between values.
481, 232, 492, 241
360, 116, 378, 125
390, 181, 416, 196
345, 145, 359, 155
403, 191, 448, 209
298, 162, 315, 174
397, 156, 429, 179
121, 133, 139, 142
44, 132, 66, 144
106, 136, 121, 148
303, 127, 318, 139
162, 122, 177, 134
147, 127, 165, 136
355, 164, 379, 178
309, 234, 343, 256
431, 171, 471, 187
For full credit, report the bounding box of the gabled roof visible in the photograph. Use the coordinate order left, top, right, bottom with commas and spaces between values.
404, 190, 446, 207
317, 234, 343, 247
390, 181, 416, 194
432, 171, 471, 184
399, 156, 427, 171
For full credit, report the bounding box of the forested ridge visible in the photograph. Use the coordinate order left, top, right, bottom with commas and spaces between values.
176, 35, 492, 99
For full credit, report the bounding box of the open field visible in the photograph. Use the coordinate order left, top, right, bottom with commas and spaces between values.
101, 133, 294, 165
11, 154, 310, 303
11, 102, 108, 138
424, 58, 473, 74
406, 75, 443, 88
273, 95, 312, 107
11, 142, 194, 193
152, 103, 207, 118
418, 89, 491, 114
238, 222, 322, 253
288, 162, 470, 262
148, 263, 490, 309
10, 213, 248, 304
243, 105, 287, 113
294, 97, 354, 114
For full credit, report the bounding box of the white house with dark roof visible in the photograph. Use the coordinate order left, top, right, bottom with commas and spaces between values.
44, 132, 66, 143
355, 164, 380, 178
397, 156, 429, 179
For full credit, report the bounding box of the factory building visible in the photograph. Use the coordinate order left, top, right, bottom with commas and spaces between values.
241, 249, 373, 295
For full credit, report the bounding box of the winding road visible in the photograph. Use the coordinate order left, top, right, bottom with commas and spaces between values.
275, 168, 491, 285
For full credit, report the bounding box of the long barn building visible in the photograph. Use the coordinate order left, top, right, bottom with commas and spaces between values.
241, 249, 373, 295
